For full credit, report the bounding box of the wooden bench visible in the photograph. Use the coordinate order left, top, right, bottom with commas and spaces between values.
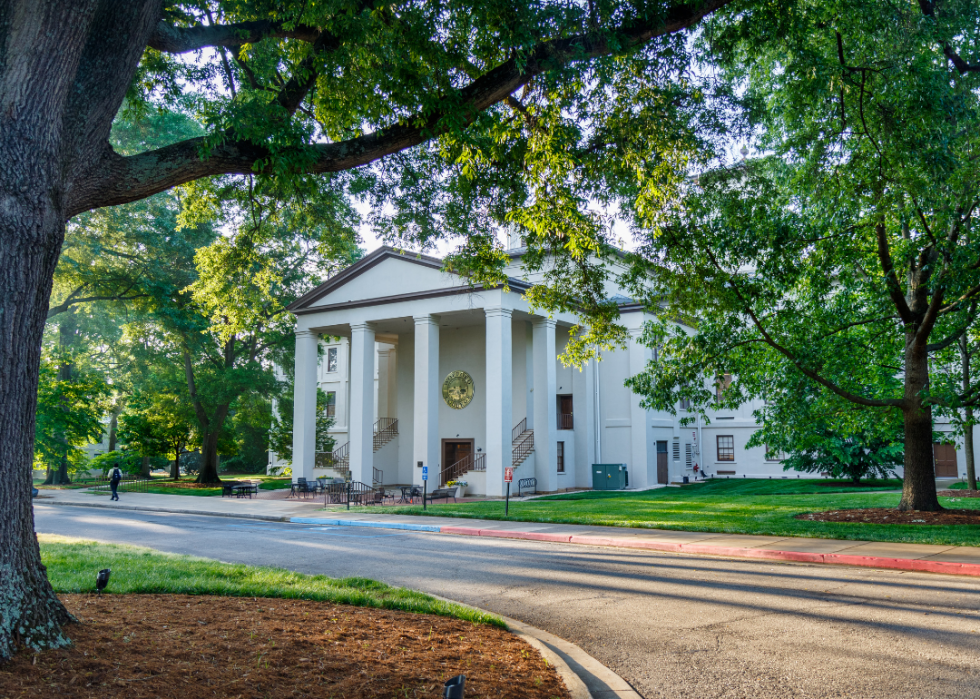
425, 486, 458, 504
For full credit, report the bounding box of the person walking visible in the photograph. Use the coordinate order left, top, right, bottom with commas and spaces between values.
109, 463, 122, 501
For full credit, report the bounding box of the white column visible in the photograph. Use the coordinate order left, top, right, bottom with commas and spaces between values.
629, 327, 652, 488
349, 323, 376, 484
291, 330, 319, 483
533, 318, 558, 492
485, 307, 513, 497
413, 315, 440, 485
572, 356, 596, 488
377, 348, 391, 418
524, 321, 534, 430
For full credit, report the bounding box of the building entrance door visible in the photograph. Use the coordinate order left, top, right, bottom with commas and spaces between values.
441, 439, 474, 484
656, 441, 669, 484
933, 443, 958, 478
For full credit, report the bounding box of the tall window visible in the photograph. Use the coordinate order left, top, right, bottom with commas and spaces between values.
557, 441, 565, 473
765, 446, 785, 461
717, 435, 735, 461
557, 394, 573, 429
715, 373, 732, 404
326, 347, 338, 373
324, 391, 337, 417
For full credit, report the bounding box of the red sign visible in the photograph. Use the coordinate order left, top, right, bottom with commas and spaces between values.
504, 468, 514, 483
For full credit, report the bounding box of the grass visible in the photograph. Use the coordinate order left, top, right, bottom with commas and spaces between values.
38, 534, 503, 627
98, 475, 292, 497
377, 478, 980, 547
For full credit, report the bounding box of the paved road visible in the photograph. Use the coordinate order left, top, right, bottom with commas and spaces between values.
35, 505, 980, 699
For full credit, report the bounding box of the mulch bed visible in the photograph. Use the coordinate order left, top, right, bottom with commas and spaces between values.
938, 489, 980, 498
796, 508, 980, 525
0, 594, 570, 699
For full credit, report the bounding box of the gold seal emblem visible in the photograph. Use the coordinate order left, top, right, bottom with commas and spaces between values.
442, 370, 475, 409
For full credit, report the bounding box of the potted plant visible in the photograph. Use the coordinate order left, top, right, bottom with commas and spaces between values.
447, 479, 468, 497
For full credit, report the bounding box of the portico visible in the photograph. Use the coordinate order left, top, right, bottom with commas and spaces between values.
286, 247, 586, 496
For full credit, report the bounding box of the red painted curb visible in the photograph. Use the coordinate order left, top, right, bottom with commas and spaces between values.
437, 526, 980, 577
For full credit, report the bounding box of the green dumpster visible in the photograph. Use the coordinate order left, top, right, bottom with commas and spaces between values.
592, 464, 628, 490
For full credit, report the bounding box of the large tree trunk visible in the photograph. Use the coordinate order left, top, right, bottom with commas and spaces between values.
0, 177, 76, 660
898, 346, 942, 511
196, 422, 226, 485
0, 0, 162, 660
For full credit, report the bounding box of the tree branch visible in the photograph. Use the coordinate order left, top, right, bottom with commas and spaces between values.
706, 248, 902, 409
875, 222, 914, 323
944, 45, 980, 74
147, 20, 322, 54
70, 0, 733, 216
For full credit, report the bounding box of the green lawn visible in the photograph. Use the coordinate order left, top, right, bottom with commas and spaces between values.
39, 534, 501, 627
379, 478, 980, 547
102, 475, 292, 497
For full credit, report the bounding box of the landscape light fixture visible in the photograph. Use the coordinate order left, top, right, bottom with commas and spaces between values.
96, 568, 111, 595
443, 675, 466, 698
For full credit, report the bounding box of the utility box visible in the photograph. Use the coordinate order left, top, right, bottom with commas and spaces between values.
592, 463, 628, 490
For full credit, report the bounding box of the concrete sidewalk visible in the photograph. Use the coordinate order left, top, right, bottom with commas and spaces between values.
38, 487, 980, 577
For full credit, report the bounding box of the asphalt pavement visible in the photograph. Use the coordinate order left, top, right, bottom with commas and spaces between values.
35, 504, 980, 699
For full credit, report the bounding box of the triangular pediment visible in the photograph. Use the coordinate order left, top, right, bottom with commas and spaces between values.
288, 247, 469, 312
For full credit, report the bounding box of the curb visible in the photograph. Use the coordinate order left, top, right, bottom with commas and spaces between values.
439, 526, 980, 578
37, 499, 290, 522
290, 517, 442, 532
426, 593, 639, 699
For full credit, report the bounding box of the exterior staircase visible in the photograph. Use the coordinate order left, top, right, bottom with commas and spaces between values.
512, 418, 534, 469
316, 418, 398, 483
440, 452, 485, 485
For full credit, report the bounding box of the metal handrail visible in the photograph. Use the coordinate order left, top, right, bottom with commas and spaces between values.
512, 418, 527, 443
513, 431, 534, 467
440, 452, 486, 484
316, 442, 350, 478
558, 413, 573, 430
373, 417, 398, 451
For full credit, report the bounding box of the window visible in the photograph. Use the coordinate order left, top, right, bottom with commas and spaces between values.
685, 443, 693, 469
765, 446, 785, 462
324, 391, 337, 418
557, 395, 573, 429
557, 441, 565, 473
672, 441, 681, 461
715, 373, 732, 404
326, 347, 338, 373
717, 435, 735, 462
679, 397, 692, 411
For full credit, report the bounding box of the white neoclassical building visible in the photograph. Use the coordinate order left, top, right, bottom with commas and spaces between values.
280, 246, 971, 494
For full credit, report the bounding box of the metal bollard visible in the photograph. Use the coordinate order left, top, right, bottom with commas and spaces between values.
443, 674, 465, 698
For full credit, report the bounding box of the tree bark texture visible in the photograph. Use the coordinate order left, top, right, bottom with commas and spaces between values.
898, 340, 942, 511
195, 408, 229, 485
0, 0, 162, 661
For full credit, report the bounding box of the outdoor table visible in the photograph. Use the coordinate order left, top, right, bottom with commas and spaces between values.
233, 483, 257, 498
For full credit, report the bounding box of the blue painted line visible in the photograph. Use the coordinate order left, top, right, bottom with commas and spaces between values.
289, 517, 442, 533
